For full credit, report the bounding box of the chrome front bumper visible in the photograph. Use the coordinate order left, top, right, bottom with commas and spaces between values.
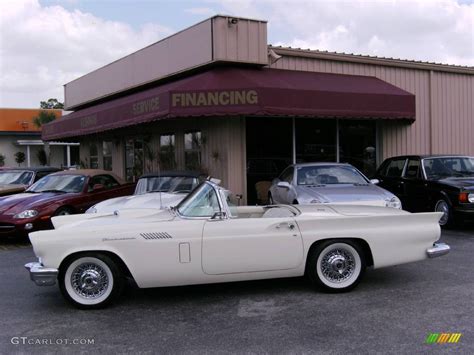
25, 262, 58, 286
426, 242, 450, 258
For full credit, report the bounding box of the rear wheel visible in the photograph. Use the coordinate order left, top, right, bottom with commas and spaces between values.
307, 240, 366, 292
59, 253, 124, 309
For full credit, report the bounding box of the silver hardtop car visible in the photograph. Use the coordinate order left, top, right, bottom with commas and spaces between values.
268, 162, 402, 208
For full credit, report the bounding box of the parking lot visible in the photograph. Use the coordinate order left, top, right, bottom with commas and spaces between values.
0, 228, 473, 354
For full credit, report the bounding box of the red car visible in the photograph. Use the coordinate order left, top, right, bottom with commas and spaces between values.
0, 169, 135, 239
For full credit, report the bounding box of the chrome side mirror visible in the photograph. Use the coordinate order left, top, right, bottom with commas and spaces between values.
277, 181, 291, 189
370, 179, 380, 185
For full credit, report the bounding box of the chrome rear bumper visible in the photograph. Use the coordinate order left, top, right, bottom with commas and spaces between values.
426, 242, 450, 258
25, 262, 58, 286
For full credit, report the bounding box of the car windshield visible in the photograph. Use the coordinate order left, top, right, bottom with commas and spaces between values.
0, 171, 33, 185
297, 165, 368, 185
423, 157, 474, 179
135, 176, 199, 195
27, 174, 86, 193
177, 183, 221, 217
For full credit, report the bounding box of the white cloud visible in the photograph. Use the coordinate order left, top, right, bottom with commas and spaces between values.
213, 0, 474, 65
184, 7, 215, 16
0, 0, 173, 108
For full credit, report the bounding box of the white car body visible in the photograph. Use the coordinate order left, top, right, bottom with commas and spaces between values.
86, 192, 184, 213
26, 181, 449, 308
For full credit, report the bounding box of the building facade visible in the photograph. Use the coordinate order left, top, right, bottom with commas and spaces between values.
0, 108, 79, 168
42, 15, 474, 204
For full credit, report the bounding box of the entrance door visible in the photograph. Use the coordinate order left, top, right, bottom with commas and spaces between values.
202, 217, 304, 275
339, 120, 377, 177
246, 118, 292, 204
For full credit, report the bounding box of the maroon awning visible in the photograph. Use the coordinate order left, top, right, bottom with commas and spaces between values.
43, 67, 415, 140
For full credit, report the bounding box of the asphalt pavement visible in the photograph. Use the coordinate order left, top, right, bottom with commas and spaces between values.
0, 228, 473, 354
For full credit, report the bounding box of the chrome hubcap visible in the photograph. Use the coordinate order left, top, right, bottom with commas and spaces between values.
320, 248, 355, 283
71, 263, 109, 299
436, 201, 449, 225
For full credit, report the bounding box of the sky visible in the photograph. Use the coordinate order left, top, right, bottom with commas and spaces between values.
0, 0, 473, 108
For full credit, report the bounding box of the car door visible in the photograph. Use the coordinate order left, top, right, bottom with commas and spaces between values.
376, 158, 407, 198
202, 214, 304, 275
401, 158, 429, 212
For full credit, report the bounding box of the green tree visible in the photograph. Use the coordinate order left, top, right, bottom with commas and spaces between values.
40, 98, 64, 109
37, 149, 48, 166
14, 152, 25, 167
33, 110, 57, 128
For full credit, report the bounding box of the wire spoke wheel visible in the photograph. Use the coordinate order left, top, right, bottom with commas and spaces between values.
60, 254, 124, 309
308, 241, 365, 292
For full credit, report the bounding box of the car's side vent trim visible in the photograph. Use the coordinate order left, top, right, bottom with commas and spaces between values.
140, 232, 173, 240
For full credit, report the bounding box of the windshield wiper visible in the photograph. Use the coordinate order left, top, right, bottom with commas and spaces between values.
353, 183, 369, 186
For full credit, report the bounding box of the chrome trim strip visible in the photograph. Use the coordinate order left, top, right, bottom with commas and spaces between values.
426, 242, 450, 258
25, 262, 58, 286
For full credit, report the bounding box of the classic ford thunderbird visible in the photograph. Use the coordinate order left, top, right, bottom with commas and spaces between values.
25, 181, 449, 309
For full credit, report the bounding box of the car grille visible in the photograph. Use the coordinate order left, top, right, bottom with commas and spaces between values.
140, 232, 173, 240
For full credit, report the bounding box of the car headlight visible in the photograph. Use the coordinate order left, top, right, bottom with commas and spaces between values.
85, 206, 97, 214
14, 210, 38, 219
385, 196, 402, 209
310, 199, 321, 203
469, 193, 474, 203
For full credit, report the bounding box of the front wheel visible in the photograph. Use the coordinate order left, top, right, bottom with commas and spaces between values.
54, 207, 73, 216
306, 240, 366, 292
59, 253, 124, 309
435, 199, 456, 228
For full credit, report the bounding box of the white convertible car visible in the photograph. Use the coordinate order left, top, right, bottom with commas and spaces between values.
25, 181, 450, 309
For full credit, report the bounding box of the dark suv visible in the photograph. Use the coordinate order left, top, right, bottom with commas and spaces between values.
374, 155, 474, 227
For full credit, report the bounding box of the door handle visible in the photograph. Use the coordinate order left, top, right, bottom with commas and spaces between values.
276, 222, 296, 230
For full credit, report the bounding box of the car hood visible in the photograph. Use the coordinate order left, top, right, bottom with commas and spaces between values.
92, 192, 186, 213
0, 184, 26, 194
294, 184, 394, 204
51, 208, 176, 230
0, 192, 69, 215
437, 177, 474, 190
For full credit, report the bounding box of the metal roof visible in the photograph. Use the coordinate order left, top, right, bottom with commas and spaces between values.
269, 45, 474, 74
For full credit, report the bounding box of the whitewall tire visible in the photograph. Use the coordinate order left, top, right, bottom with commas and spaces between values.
59, 253, 124, 309
307, 240, 366, 292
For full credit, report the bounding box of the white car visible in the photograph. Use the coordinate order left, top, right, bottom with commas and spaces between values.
26, 181, 449, 309
86, 171, 204, 213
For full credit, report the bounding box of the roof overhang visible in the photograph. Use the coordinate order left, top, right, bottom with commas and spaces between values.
43, 67, 416, 141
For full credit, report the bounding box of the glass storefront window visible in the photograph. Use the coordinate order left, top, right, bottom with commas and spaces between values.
89, 144, 98, 169
159, 134, 176, 170
184, 131, 202, 170
125, 138, 144, 182
295, 119, 336, 163
338, 120, 377, 177
102, 141, 113, 171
